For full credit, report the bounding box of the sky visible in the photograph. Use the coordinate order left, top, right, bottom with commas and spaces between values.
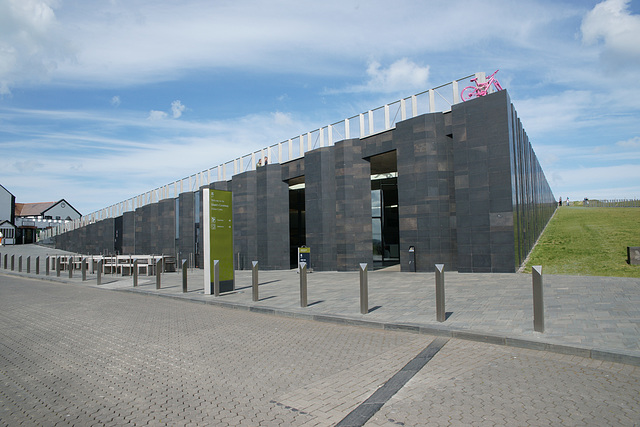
1, 0, 639, 216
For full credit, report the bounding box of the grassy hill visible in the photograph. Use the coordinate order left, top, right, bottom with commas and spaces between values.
523, 206, 640, 277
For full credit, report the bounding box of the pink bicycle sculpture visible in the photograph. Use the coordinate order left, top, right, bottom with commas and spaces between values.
460, 70, 503, 101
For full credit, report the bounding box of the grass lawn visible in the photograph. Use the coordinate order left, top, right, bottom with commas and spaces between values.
523, 207, 640, 277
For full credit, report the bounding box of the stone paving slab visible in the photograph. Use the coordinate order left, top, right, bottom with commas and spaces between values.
1, 244, 639, 366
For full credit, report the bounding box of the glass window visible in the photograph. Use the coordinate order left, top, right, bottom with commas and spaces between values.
371, 190, 381, 217
372, 218, 382, 261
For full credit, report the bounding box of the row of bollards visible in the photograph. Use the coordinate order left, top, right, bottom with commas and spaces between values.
0, 254, 46, 277
246, 261, 546, 331
0, 253, 170, 290
0, 252, 545, 332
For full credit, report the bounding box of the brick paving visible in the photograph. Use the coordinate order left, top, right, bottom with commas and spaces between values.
1, 275, 435, 426
1, 244, 640, 426
366, 339, 640, 426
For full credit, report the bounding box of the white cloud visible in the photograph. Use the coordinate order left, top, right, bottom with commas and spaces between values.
272, 111, 293, 127
40, 0, 580, 88
616, 135, 640, 148
0, 105, 316, 213
330, 58, 430, 94
365, 59, 430, 93
512, 90, 593, 134
0, 0, 73, 94
148, 100, 187, 120
147, 110, 167, 121
171, 100, 186, 119
581, 0, 640, 68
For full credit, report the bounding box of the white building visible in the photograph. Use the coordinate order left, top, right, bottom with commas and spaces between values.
0, 184, 82, 245
0, 185, 16, 245
15, 200, 81, 244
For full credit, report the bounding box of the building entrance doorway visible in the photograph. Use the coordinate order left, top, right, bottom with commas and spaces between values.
370, 151, 399, 270
288, 177, 306, 269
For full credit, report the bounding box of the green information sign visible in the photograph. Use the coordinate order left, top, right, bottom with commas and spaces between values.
209, 189, 234, 292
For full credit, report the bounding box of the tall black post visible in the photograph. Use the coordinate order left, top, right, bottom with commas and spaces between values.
435, 264, 445, 322
532, 265, 545, 333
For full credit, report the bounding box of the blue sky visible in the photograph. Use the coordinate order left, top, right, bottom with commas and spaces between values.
1, 0, 639, 215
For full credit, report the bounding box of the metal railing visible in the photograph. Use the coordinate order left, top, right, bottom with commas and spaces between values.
42, 73, 484, 240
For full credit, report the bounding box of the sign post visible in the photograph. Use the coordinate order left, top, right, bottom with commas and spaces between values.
298, 246, 310, 272
203, 188, 234, 294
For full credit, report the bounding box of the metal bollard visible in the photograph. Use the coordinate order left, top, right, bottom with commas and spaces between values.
36, 256, 40, 275
359, 263, 369, 314
56, 257, 61, 277
96, 260, 103, 286
155, 259, 162, 289
27, 256, 30, 274
213, 260, 220, 297
252, 261, 259, 302
181, 259, 188, 293
69, 257, 74, 278
532, 265, 544, 333
133, 259, 138, 287
81, 257, 87, 281
18, 256, 22, 272
3, 254, 6, 269
11, 255, 15, 271
46, 256, 50, 275
435, 264, 446, 322
299, 262, 308, 307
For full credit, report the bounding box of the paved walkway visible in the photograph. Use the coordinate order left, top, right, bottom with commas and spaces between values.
1, 244, 639, 365
1, 244, 640, 426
